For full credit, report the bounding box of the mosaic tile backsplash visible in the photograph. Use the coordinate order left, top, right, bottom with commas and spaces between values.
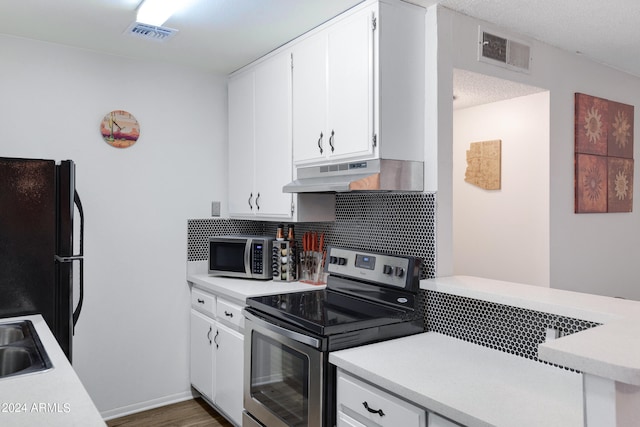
420, 291, 601, 370
187, 193, 437, 280
187, 192, 599, 369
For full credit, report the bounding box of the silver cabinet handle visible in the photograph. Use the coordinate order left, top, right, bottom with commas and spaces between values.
318, 132, 324, 154
256, 193, 261, 211
214, 330, 219, 349
329, 130, 335, 153
207, 326, 212, 345
248, 192, 253, 210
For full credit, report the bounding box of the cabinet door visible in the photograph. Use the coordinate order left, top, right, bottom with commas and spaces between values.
326, 6, 375, 160
215, 322, 244, 426
228, 70, 256, 216
292, 33, 328, 164
190, 310, 215, 401
253, 52, 294, 218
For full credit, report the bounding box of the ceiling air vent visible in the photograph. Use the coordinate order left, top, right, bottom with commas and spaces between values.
125, 22, 178, 42
478, 27, 531, 73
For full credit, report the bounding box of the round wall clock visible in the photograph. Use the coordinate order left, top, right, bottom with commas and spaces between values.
100, 110, 140, 148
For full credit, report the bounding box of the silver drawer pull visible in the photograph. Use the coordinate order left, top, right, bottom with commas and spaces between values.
362, 401, 385, 417
224, 311, 234, 318
197, 298, 205, 304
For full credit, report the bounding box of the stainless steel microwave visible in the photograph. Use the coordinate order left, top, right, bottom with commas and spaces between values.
208, 235, 273, 280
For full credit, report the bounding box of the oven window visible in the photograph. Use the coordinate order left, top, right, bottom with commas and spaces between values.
251, 332, 309, 426
210, 241, 245, 272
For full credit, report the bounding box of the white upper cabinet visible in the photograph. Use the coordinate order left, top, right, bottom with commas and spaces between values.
252, 52, 294, 217
291, 33, 328, 164
228, 50, 335, 221
292, 5, 373, 164
325, 6, 373, 160
227, 0, 422, 219
228, 51, 294, 219
228, 69, 255, 217
291, 0, 425, 166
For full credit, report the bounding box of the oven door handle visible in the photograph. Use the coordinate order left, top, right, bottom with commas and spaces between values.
244, 311, 321, 349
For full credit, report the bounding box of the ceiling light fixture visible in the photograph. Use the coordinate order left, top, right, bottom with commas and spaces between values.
136, 0, 189, 27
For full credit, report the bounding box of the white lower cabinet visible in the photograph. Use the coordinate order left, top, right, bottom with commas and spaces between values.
213, 322, 244, 425
190, 288, 244, 426
337, 369, 462, 427
337, 370, 426, 427
190, 309, 214, 400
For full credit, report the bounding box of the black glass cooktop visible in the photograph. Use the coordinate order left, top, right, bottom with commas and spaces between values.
246, 289, 415, 336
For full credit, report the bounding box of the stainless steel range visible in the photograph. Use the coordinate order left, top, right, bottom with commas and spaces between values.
242, 247, 424, 427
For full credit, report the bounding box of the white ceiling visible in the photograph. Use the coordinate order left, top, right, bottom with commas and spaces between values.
1, 0, 638, 77
0, 0, 637, 107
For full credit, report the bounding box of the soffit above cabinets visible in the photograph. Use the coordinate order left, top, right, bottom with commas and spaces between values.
453, 68, 545, 110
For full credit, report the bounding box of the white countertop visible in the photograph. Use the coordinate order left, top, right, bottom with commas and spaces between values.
0, 315, 104, 427
187, 261, 324, 303
330, 332, 583, 427
423, 275, 640, 386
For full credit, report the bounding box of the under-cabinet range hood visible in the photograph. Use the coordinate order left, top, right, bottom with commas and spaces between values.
283, 159, 424, 193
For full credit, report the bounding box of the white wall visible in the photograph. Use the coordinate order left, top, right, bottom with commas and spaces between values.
0, 35, 228, 417
433, 7, 640, 299
453, 92, 550, 286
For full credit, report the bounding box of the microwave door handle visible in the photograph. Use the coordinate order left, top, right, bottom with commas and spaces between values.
244, 240, 252, 277
244, 311, 321, 349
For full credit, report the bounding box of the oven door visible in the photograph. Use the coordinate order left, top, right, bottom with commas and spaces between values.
244, 310, 324, 427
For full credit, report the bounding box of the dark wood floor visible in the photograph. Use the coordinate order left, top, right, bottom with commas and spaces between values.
106, 398, 233, 427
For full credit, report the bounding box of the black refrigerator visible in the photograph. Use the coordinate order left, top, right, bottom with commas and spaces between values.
0, 157, 84, 362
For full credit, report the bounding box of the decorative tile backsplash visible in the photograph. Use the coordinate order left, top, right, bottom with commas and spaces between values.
420, 290, 601, 370
187, 192, 437, 280
187, 192, 600, 370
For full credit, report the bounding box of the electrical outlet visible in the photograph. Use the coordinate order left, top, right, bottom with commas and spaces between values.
211, 201, 221, 217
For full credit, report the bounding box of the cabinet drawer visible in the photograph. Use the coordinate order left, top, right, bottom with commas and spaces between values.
337, 371, 425, 427
216, 298, 244, 329
191, 288, 215, 317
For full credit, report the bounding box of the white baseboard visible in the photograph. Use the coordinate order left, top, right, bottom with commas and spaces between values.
101, 389, 199, 421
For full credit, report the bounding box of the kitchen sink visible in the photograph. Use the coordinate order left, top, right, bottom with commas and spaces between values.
0, 321, 52, 379
0, 325, 24, 345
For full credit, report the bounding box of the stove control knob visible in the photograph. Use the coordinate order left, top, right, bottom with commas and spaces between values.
329, 256, 338, 264
394, 266, 405, 278
383, 265, 393, 275
338, 257, 347, 266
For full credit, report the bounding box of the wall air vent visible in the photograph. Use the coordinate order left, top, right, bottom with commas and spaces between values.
478, 27, 531, 73
125, 22, 178, 42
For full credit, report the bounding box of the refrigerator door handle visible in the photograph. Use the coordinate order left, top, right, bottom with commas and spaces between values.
72, 190, 84, 328
55, 255, 83, 262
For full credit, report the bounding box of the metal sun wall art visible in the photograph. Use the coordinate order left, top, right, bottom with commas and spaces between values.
575, 93, 634, 213
465, 139, 501, 190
